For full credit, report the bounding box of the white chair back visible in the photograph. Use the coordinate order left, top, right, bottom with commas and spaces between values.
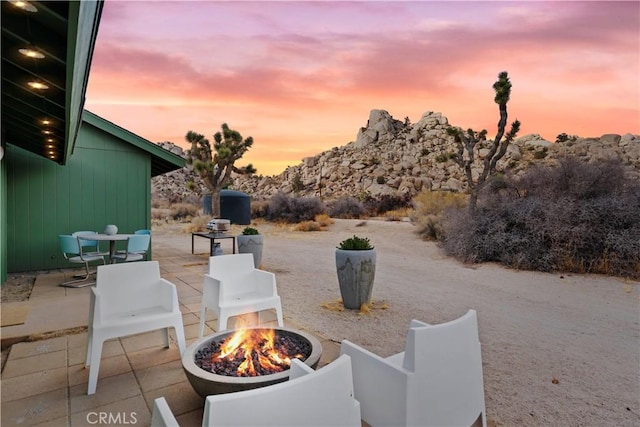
95, 261, 165, 319
202, 355, 361, 427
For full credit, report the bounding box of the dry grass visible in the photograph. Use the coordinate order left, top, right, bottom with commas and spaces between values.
321, 299, 389, 315
181, 215, 209, 233
314, 214, 334, 227
294, 221, 322, 232
382, 207, 414, 221
411, 191, 468, 240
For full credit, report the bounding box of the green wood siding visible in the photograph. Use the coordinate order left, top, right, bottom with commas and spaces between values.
5, 122, 152, 273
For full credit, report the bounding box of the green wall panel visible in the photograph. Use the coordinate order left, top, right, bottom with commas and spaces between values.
5, 121, 153, 273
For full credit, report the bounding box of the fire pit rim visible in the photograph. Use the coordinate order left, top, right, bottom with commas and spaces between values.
181, 326, 323, 387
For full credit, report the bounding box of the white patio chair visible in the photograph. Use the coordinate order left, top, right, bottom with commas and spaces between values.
85, 261, 186, 395
59, 235, 106, 287
151, 397, 180, 427
340, 309, 486, 427
202, 354, 361, 426
199, 253, 284, 336
111, 234, 150, 263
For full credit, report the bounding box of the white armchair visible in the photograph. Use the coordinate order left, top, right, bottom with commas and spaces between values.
202, 354, 361, 426
85, 261, 186, 395
151, 397, 180, 427
199, 253, 284, 336
340, 309, 486, 427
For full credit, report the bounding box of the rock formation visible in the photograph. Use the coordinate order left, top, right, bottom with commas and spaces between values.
153, 109, 639, 202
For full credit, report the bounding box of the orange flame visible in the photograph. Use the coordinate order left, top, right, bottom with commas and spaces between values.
212, 327, 303, 376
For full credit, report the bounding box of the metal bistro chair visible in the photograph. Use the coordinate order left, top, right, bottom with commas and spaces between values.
111, 234, 150, 263
59, 235, 106, 287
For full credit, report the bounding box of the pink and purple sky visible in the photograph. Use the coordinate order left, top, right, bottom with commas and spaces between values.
85, 0, 640, 176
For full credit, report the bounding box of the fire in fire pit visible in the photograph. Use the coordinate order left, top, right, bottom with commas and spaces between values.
194, 327, 311, 377
182, 326, 322, 397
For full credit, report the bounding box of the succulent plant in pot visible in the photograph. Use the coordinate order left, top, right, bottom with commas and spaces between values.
335, 235, 376, 309
237, 226, 263, 268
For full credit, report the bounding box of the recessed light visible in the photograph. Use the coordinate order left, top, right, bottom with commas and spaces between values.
28, 81, 49, 90
41, 118, 52, 125
19, 47, 45, 59
42, 129, 53, 135
46, 138, 55, 143
9, 1, 37, 12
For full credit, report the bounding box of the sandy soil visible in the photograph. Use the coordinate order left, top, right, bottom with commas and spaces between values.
205, 218, 639, 427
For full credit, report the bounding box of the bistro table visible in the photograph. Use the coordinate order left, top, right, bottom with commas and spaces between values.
81, 234, 134, 264
191, 232, 236, 256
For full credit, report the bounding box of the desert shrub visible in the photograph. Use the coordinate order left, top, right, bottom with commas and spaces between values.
533, 148, 548, 159
169, 202, 199, 220
291, 172, 305, 193
383, 207, 413, 221
314, 214, 334, 227
435, 152, 449, 163
250, 200, 270, 219
266, 192, 325, 223
327, 197, 366, 219
411, 191, 468, 240
294, 221, 322, 232
376, 175, 386, 184
182, 215, 209, 233
363, 193, 413, 216
440, 157, 640, 278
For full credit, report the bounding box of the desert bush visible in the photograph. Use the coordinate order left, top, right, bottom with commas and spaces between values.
411, 191, 468, 240
314, 214, 334, 227
327, 197, 366, 219
266, 192, 326, 223
363, 193, 413, 216
294, 221, 322, 232
440, 157, 640, 278
182, 215, 209, 233
251, 200, 270, 219
169, 202, 200, 220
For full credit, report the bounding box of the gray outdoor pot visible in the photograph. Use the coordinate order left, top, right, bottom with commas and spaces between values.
237, 234, 263, 268
335, 249, 376, 309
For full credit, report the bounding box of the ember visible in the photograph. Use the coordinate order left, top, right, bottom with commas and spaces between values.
194, 327, 312, 377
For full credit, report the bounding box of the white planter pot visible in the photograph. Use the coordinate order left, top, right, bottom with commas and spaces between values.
237, 234, 263, 268
335, 249, 376, 309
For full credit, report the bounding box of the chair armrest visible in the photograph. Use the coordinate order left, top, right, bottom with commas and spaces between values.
340, 340, 408, 426
203, 274, 222, 307
248, 270, 278, 296
157, 279, 179, 311
410, 319, 431, 328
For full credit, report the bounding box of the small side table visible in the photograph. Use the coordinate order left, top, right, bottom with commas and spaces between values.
191, 232, 236, 256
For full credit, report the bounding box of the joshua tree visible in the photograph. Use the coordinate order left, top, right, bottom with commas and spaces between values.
447, 71, 521, 214
185, 123, 256, 217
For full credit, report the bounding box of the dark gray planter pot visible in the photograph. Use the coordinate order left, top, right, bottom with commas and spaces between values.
237, 234, 263, 268
335, 249, 376, 309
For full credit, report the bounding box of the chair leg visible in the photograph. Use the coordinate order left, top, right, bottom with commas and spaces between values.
276, 305, 284, 327
61, 263, 95, 287
198, 306, 207, 338
161, 328, 170, 348
174, 322, 186, 356
87, 337, 104, 395
218, 312, 229, 332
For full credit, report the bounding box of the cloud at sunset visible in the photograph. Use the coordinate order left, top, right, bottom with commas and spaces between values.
85, 1, 639, 176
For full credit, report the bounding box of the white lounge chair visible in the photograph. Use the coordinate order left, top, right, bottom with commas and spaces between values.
199, 253, 284, 335
340, 309, 486, 427
85, 261, 186, 395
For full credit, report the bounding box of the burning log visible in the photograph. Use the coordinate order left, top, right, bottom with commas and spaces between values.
194, 327, 312, 377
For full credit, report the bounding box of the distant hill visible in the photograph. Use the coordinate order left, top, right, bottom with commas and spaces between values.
153, 109, 639, 203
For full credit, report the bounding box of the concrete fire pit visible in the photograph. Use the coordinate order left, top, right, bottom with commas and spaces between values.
182, 326, 323, 397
